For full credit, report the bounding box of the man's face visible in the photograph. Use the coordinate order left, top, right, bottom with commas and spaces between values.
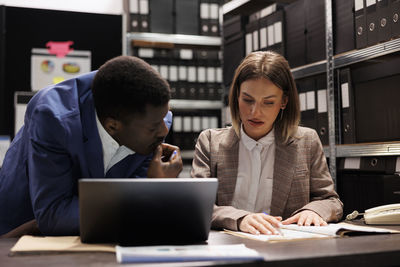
113, 103, 170, 155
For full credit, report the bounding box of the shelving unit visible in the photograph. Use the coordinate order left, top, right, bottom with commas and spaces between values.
221, 0, 400, 183
123, 4, 224, 167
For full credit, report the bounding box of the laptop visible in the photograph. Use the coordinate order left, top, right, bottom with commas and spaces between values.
79, 178, 218, 245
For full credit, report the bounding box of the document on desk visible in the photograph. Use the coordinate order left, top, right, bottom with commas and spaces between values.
115, 244, 263, 263
224, 223, 400, 242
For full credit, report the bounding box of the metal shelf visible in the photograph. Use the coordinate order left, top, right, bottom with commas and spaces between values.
222, 0, 293, 16
336, 142, 400, 158
323, 142, 400, 158
126, 32, 221, 46
169, 100, 223, 110
291, 38, 400, 79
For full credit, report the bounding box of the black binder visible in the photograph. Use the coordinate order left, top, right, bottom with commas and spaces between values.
316, 74, 329, 146
351, 55, 400, 143
305, 0, 326, 64
297, 77, 317, 131
366, 0, 378, 46
391, 0, 400, 38
150, 0, 173, 33
338, 68, 356, 144
223, 32, 244, 87
377, 0, 391, 42
355, 0, 368, 49
333, 0, 355, 54
200, 0, 210, 35
285, 0, 307, 68
337, 156, 400, 216
208, 0, 220, 36
139, 0, 150, 32
245, 18, 259, 53
176, 0, 199, 35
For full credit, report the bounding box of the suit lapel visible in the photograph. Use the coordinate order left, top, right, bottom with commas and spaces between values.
105, 153, 148, 178
216, 127, 240, 205
270, 136, 298, 216
80, 89, 104, 178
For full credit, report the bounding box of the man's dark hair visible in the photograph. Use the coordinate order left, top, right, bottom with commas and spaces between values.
92, 55, 171, 120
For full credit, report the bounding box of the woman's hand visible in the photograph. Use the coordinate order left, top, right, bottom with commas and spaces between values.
282, 210, 327, 226
239, 213, 282, 235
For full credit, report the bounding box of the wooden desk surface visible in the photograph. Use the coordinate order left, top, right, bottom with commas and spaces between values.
2, 230, 400, 267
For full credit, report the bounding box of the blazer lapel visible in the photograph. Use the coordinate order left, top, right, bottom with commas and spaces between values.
270, 136, 298, 216
105, 153, 148, 178
80, 89, 104, 178
216, 127, 240, 206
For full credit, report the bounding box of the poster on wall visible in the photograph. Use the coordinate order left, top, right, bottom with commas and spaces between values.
31, 41, 91, 91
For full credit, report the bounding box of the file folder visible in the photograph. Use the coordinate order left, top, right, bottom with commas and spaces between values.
200, 0, 210, 35
351, 55, 400, 143
391, 0, 400, 37
285, 0, 307, 68
377, 0, 391, 42
338, 68, 356, 144
150, 0, 173, 33
316, 74, 329, 146
334, 0, 355, 54
305, 0, 326, 64
129, 0, 140, 32
139, 0, 150, 32
355, 0, 368, 48
297, 78, 317, 131
209, 0, 220, 36
366, 0, 378, 46
176, 0, 199, 35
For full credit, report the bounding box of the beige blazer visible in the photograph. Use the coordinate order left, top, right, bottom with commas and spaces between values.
191, 126, 343, 231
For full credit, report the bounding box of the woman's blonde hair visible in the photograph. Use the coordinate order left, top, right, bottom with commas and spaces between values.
228, 51, 300, 144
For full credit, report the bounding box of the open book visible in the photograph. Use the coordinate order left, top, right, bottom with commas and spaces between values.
224, 222, 400, 242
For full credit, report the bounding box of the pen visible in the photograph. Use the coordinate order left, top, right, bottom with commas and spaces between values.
169, 150, 178, 161
263, 212, 284, 236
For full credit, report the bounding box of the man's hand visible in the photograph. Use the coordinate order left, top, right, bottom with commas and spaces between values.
147, 143, 183, 178
282, 210, 327, 226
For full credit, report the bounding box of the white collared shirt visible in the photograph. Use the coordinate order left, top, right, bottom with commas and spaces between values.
95, 113, 135, 175
232, 125, 275, 213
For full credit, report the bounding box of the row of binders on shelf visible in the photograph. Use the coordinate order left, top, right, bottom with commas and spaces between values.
127, 0, 222, 36
167, 111, 220, 151
223, 0, 400, 86
297, 53, 400, 146
354, 0, 400, 49
337, 156, 400, 216
133, 47, 223, 100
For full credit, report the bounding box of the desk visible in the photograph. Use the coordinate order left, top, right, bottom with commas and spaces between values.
1, 230, 400, 266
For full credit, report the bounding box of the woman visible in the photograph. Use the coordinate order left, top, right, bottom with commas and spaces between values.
191, 51, 343, 235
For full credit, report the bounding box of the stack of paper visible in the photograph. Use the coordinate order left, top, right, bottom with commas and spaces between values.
115, 244, 263, 263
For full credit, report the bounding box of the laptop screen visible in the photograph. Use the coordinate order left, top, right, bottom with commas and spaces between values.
79, 178, 218, 245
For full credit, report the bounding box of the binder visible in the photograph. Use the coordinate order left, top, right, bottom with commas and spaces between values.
150, 0, 173, 33
129, 0, 140, 32
351, 55, 400, 143
377, 0, 391, 42
338, 68, 356, 144
305, 0, 326, 64
139, 0, 150, 32
176, 0, 199, 35
391, 0, 400, 37
333, 0, 355, 54
200, 0, 210, 35
245, 17, 259, 54
316, 74, 329, 146
366, 0, 378, 46
223, 32, 244, 86
297, 78, 317, 131
208, 0, 220, 36
354, 0, 368, 48
285, 0, 307, 68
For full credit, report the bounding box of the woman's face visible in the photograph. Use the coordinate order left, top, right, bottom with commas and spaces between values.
238, 77, 287, 140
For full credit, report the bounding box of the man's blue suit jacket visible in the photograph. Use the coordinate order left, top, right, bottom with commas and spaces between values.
0, 71, 172, 236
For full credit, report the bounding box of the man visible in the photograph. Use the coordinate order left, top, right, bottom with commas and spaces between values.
0, 56, 183, 236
